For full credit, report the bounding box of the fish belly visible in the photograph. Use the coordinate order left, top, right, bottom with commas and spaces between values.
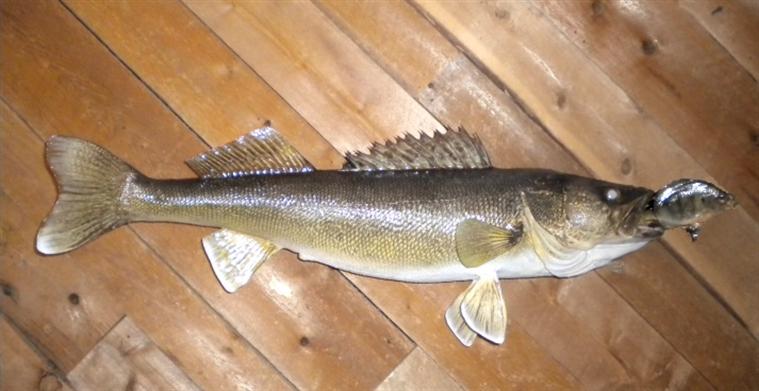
264, 222, 472, 283
282, 232, 554, 283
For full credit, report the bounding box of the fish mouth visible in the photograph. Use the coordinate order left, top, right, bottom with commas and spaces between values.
722, 193, 738, 210
618, 192, 664, 240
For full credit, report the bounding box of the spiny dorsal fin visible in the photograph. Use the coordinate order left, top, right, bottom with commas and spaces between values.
342, 127, 491, 171
455, 219, 523, 268
202, 229, 279, 293
188, 127, 313, 178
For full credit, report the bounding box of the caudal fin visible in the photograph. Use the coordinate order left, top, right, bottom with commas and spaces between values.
36, 136, 140, 255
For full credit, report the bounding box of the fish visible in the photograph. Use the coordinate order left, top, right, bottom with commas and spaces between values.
652, 179, 737, 241
35, 127, 736, 346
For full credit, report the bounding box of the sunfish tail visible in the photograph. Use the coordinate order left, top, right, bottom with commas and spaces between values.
36, 136, 142, 255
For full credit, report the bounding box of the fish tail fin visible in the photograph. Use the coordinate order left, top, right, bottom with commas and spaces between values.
36, 136, 141, 255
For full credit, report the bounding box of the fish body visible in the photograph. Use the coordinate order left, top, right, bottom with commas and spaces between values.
36, 127, 735, 346
128, 169, 649, 282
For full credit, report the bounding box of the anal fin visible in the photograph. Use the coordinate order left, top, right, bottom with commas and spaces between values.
446, 273, 507, 345
202, 229, 279, 293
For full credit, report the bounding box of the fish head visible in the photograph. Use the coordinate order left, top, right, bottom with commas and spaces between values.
559, 177, 737, 247
652, 179, 736, 229
560, 176, 661, 247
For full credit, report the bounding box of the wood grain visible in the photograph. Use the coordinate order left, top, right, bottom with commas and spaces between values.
679, 0, 759, 81
61, 1, 415, 389
0, 1, 292, 389
314, 0, 585, 174
68, 316, 200, 391
350, 277, 582, 390
0, 96, 290, 391
0, 314, 72, 391
534, 0, 759, 223
376, 347, 462, 391
186, 0, 443, 154
415, 0, 759, 341
597, 240, 759, 388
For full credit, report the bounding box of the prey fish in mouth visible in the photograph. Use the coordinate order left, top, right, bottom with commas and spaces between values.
651, 179, 737, 241
36, 127, 737, 346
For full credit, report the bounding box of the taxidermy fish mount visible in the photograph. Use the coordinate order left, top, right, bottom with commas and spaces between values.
36, 127, 736, 346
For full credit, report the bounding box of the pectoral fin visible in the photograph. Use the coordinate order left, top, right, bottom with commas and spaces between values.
202, 229, 279, 293
455, 219, 523, 268
446, 273, 507, 345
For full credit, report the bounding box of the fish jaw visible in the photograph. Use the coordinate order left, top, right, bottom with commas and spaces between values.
539, 240, 651, 277
615, 193, 665, 241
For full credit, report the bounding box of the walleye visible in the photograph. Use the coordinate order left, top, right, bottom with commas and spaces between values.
36, 127, 736, 346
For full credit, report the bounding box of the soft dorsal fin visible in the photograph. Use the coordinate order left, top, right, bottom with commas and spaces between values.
455, 219, 523, 268
187, 127, 314, 178
343, 127, 491, 171
202, 229, 279, 293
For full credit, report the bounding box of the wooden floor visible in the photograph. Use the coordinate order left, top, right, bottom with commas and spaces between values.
2, 0, 758, 389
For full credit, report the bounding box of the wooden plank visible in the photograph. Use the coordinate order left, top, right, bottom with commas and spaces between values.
679, 0, 759, 81
375, 347, 462, 391
317, 1, 757, 388
68, 316, 200, 391
314, 0, 584, 174
0, 2, 294, 389
59, 1, 414, 389
597, 241, 759, 389
534, 0, 759, 224
186, 0, 442, 154
0, 315, 72, 391
182, 1, 585, 389
349, 278, 582, 389
415, 0, 759, 341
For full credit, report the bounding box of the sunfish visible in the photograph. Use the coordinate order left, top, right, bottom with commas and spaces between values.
36, 127, 736, 346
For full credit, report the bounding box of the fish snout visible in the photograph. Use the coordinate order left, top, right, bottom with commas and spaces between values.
720, 193, 738, 209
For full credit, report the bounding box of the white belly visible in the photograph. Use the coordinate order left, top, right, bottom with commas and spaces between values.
296, 240, 650, 283
402, 240, 650, 282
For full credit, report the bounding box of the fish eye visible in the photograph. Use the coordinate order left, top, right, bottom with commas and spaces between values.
605, 188, 620, 203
